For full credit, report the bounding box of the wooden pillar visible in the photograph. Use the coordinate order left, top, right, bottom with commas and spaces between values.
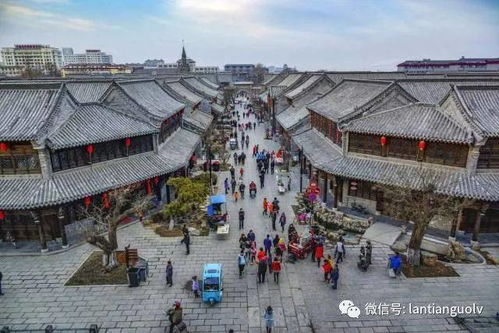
322, 172, 328, 203
31, 211, 47, 252
472, 205, 487, 242
333, 176, 339, 209
57, 206, 68, 248
166, 175, 171, 204
450, 208, 463, 239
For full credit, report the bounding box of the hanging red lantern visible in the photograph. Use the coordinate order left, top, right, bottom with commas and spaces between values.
154, 176, 160, 184
380, 136, 387, 146
102, 193, 110, 209
86, 144, 94, 154
0, 142, 8, 152
146, 179, 152, 194
125, 138, 131, 147
418, 140, 427, 151
83, 196, 92, 207
0, 210, 5, 220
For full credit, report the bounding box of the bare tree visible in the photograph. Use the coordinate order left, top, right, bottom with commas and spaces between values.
83, 186, 151, 270
380, 168, 468, 266
254, 63, 266, 84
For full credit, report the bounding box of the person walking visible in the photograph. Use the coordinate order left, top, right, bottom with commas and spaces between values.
167, 301, 183, 333
264, 235, 272, 256
279, 212, 287, 232
262, 198, 268, 215
315, 242, 324, 268
239, 182, 246, 199
389, 253, 402, 277
267, 202, 273, 217
233, 152, 238, 166
224, 178, 229, 194
257, 256, 268, 283
230, 166, 235, 179
247, 229, 256, 243
238, 251, 246, 277
272, 234, 280, 249
166, 261, 173, 287
335, 238, 346, 264
181, 230, 190, 255
253, 145, 257, 157
250, 241, 257, 264
271, 257, 282, 284
271, 211, 277, 231
231, 178, 236, 194
191, 276, 199, 297
259, 172, 265, 189
331, 264, 340, 290
322, 259, 332, 282
0, 271, 3, 295
239, 167, 244, 179
253, 122, 256, 130
233, 191, 239, 202
270, 159, 275, 174
238, 208, 245, 229
263, 306, 274, 333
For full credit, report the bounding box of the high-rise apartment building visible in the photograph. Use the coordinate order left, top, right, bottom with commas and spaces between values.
1, 44, 62, 69
62, 48, 113, 65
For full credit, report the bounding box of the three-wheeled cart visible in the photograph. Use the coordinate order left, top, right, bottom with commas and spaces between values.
201, 263, 223, 305
207, 195, 228, 230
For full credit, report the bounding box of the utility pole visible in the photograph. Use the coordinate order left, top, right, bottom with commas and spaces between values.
208, 145, 213, 194
299, 147, 303, 193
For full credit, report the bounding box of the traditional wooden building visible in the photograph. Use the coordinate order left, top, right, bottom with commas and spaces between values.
0, 79, 209, 251
293, 82, 499, 242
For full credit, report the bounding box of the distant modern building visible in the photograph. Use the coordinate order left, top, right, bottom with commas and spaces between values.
0, 65, 24, 77
144, 59, 165, 68
1, 44, 62, 70
224, 64, 255, 74
61, 64, 131, 77
194, 66, 219, 73
62, 48, 113, 65
267, 66, 284, 74
398, 57, 499, 72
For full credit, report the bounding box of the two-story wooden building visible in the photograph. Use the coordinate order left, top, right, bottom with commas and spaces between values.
0, 79, 212, 251
293, 80, 499, 241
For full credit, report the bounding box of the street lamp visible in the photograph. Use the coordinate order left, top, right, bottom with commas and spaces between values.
207, 145, 213, 195
299, 146, 304, 193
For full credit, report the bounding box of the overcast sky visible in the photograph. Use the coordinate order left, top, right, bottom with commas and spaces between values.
1, 0, 498, 71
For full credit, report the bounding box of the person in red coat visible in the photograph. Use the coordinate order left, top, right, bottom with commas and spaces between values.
315, 243, 324, 268
322, 259, 332, 282
271, 257, 282, 284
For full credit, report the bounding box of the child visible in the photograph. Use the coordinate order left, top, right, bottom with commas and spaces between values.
250, 241, 257, 264
262, 198, 268, 215
191, 276, 199, 298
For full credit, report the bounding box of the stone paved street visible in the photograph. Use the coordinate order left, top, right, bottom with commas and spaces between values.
1, 103, 499, 333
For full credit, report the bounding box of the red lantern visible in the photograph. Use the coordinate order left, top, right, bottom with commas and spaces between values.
125, 138, 131, 147
154, 176, 159, 184
380, 136, 387, 146
146, 179, 152, 194
83, 196, 92, 207
102, 193, 110, 209
0, 210, 5, 220
0, 142, 8, 152
418, 140, 426, 151
86, 144, 94, 154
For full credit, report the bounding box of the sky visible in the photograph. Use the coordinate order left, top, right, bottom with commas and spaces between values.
0, 0, 498, 71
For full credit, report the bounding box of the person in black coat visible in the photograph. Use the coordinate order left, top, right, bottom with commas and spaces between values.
181, 229, 190, 255
257, 258, 268, 283
0, 271, 3, 295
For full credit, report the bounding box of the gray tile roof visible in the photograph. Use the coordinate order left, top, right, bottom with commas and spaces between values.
292, 128, 499, 201
276, 105, 309, 131
277, 73, 304, 88
200, 77, 219, 90
211, 103, 224, 115
454, 85, 499, 137
326, 72, 407, 84
269, 86, 287, 98
345, 103, 473, 144
263, 74, 281, 85
396, 79, 499, 104
164, 80, 203, 106
183, 110, 213, 132
0, 152, 178, 210
0, 85, 61, 141
118, 80, 184, 119
0, 128, 202, 210
159, 128, 200, 167
307, 80, 392, 121
284, 74, 323, 99
65, 81, 112, 103
183, 77, 218, 98
48, 104, 158, 149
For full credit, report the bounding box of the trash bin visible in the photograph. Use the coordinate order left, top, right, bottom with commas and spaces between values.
212, 162, 220, 172
138, 268, 146, 282
136, 259, 149, 282
127, 268, 140, 287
